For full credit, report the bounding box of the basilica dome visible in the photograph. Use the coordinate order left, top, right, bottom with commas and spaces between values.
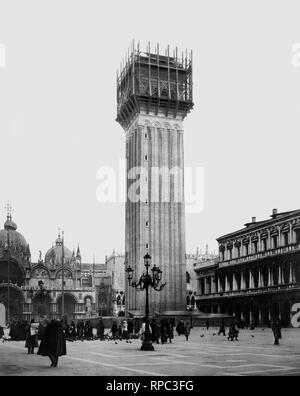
45, 235, 73, 267
0, 215, 29, 252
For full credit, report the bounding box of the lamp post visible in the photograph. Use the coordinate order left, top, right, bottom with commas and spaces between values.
6, 229, 11, 324
126, 253, 166, 351
61, 230, 65, 320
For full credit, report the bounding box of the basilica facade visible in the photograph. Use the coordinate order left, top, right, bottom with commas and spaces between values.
0, 212, 125, 323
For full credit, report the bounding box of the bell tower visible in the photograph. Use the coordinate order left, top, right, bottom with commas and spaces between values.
117, 42, 194, 315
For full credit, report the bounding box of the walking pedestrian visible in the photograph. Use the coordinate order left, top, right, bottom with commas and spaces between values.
25, 319, 39, 354
37, 319, 67, 367
218, 319, 226, 336
128, 319, 134, 340
184, 322, 191, 341
271, 318, 282, 346
111, 320, 119, 344
206, 319, 210, 330
122, 320, 131, 343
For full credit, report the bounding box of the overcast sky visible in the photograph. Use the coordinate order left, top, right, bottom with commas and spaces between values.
0, 0, 300, 263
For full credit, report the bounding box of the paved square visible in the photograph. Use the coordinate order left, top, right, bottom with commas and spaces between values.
1, 327, 300, 376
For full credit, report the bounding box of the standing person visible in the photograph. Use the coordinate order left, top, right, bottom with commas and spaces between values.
151, 319, 159, 344
37, 319, 67, 368
167, 321, 174, 343
2, 324, 11, 342
25, 319, 39, 354
111, 320, 119, 344
77, 320, 84, 341
271, 318, 282, 346
218, 319, 226, 336
160, 321, 167, 345
206, 319, 210, 331
84, 321, 92, 340
176, 320, 185, 336
127, 319, 134, 340
184, 322, 191, 341
96, 318, 105, 341
69, 321, 76, 342
122, 320, 130, 343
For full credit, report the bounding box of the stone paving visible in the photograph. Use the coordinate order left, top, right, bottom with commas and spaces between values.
0, 327, 300, 376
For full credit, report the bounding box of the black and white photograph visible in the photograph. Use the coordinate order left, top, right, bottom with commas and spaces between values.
0, 0, 300, 383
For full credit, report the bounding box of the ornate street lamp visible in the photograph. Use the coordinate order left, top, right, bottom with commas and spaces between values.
126, 253, 166, 351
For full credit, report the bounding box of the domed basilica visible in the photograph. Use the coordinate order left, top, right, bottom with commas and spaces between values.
0, 208, 126, 324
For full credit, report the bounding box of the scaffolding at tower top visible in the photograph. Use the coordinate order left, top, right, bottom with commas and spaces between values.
116, 42, 194, 129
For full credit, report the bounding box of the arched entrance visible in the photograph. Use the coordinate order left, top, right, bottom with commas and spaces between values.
0, 284, 24, 321
56, 294, 77, 322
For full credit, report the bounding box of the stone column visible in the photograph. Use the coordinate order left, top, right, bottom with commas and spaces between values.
203, 277, 207, 295
208, 277, 212, 294
249, 308, 254, 324
268, 267, 274, 287
240, 271, 246, 290
289, 262, 295, 284
240, 305, 245, 321
211, 276, 216, 294
258, 269, 263, 288
219, 276, 223, 293
278, 265, 283, 285
268, 306, 271, 322
258, 308, 262, 324
232, 273, 238, 291
278, 302, 282, 320
197, 279, 201, 295
225, 275, 230, 292
249, 270, 254, 289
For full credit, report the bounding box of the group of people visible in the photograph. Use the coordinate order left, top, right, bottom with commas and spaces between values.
176, 320, 192, 341
21, 318, 67, 367
148, 319, 176, 344
216, 317, 282, 345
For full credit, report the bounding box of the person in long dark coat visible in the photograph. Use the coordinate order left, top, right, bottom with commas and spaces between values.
176, 320, 185, 335
37, 319, 67, 367
25, 319, 39, 354
167, 322, 174, 343
218, 319, 226, 336
68, 321, 76, 342
96, 319, 105, 340
271, 318, 282, 345
111, 320, 119, 343
77, 320, 84, 341
160, 321, 168, 344
184, 322, 191, 341
127, 319, 134, 339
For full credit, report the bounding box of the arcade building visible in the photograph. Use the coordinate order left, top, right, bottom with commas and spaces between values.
195, 209, 300, 327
